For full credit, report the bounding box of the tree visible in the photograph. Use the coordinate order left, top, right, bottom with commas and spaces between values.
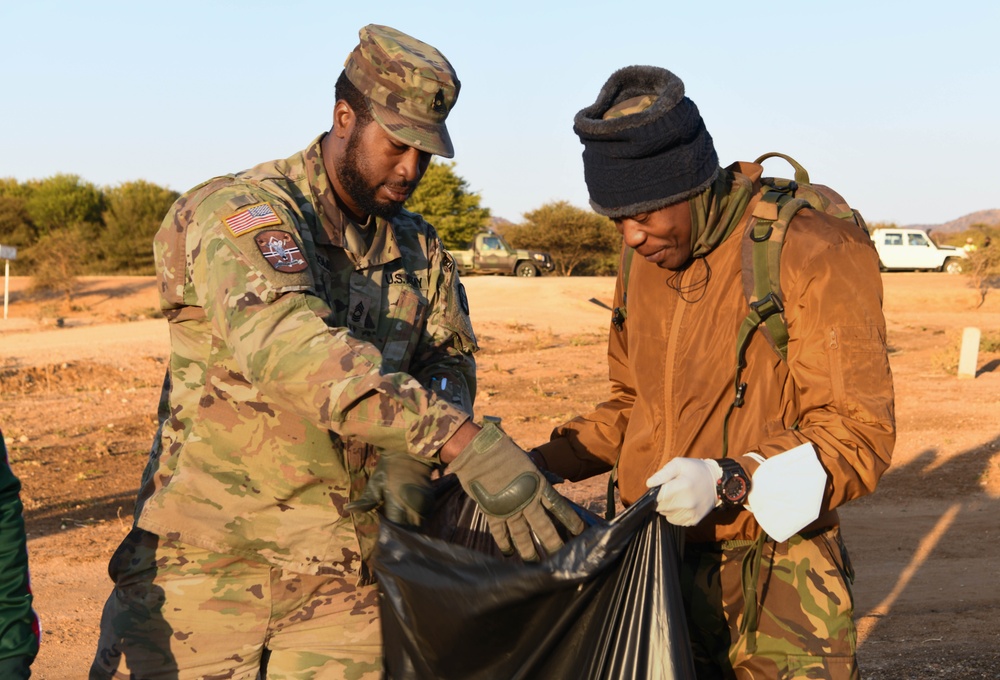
406, 161, 490, 249
0, 195, 37, 251
0, 180, 39, 258
0, 178, 32, 201
99, 180, 179, 274
961, 222, 1000, 308
23, 174, 104, 239
505, 201, 621, 276
27, 225, 92, 304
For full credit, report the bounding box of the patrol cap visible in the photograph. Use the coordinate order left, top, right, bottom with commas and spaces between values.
344, 24, 460, 158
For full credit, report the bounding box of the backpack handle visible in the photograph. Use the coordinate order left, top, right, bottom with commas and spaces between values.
753, 152, 810, 185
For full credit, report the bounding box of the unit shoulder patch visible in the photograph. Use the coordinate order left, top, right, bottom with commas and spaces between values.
224, 202, 283, 236
254, 230, 308, 273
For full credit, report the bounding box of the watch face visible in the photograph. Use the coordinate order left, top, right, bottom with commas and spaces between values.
722, 475, 748, 503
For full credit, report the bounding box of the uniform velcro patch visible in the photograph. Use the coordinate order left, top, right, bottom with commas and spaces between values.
254, 230, 309, 273
224, 202, 283, 236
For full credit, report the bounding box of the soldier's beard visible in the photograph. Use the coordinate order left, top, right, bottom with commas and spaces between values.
337, 127, 412, 220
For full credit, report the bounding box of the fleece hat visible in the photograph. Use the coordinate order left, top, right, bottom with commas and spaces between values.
344, 24, 460, 158
573, 66, 719, 218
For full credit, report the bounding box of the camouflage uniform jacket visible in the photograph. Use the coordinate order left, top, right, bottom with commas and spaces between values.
539, 163, 895, 544
135, 134, 478, 576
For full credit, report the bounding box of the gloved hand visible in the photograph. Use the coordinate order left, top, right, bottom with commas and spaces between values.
449, 423, 585, 561
646, 458, 722, 526
345, 453, 435, 528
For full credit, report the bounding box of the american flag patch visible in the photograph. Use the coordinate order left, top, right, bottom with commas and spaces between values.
224, 203, 282, 236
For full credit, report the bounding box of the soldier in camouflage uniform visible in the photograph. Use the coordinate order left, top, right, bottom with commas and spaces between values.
532, 66, 895, 678
90, 24, 583, 680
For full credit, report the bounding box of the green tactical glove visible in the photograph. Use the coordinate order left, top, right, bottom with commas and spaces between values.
449, 422, 586, 561
345, 453, 436, 528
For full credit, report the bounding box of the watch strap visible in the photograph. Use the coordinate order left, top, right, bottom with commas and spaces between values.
716, 457, 750, 506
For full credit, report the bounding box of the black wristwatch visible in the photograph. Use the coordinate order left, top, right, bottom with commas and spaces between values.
716, 458, 751, 507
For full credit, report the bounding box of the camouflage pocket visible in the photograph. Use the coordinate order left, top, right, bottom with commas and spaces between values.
212, 195, 314, 295
817, 527, 856, 621
440, 281, 478, 354
107, 528, 159, 583
785, 653, 858, 679
380, 285, 428, 373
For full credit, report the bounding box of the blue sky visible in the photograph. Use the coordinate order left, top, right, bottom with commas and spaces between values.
2, 1, 997, 226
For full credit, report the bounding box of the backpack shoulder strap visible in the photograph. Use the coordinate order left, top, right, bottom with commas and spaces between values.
606, 244, 637, 519
737, 189, 812, 364
723, 189, 812, 458
611, 246, 635, 332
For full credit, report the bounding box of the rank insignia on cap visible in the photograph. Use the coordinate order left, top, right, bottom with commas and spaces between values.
254, 230, 308, 273
224, 202, 283, 236
433, 89, 446, 113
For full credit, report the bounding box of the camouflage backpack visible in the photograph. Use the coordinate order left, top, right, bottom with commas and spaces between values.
734, 152, 868, 368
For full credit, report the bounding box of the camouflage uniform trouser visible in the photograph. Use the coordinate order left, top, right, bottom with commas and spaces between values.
89, 529, 381, 680
681, 526, 858, 680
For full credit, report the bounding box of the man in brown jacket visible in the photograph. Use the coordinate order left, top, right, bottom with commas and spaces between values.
533, 66, 895, 678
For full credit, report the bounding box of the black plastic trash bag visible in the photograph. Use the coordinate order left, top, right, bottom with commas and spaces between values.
373, 478, 696, 680
419, 474, 606, 561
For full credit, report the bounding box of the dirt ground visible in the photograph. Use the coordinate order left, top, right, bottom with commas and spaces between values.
1, 272, 998, 679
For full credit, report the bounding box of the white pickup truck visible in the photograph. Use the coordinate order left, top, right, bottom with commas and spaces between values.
869, 227, 967, 274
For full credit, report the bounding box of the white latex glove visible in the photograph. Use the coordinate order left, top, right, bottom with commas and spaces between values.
745, 442, 827, 542
646, 458, 722, 526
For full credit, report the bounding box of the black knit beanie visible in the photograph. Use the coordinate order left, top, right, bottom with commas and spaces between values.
573, 65, 719, 218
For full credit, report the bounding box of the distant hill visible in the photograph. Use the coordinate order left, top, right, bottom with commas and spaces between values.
905, 209, 1000, 234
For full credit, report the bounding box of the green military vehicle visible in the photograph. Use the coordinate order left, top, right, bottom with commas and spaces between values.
451, 230, 554, 277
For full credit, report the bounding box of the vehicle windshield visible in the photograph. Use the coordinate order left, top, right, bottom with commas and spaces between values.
481, 236, 508, 252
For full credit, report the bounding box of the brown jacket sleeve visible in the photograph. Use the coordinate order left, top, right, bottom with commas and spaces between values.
757, 210, 895, 511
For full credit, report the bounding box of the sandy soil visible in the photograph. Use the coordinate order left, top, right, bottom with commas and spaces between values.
1, 272, 998, 679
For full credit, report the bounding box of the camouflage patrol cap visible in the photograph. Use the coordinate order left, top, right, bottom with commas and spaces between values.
344, 24, 460, 158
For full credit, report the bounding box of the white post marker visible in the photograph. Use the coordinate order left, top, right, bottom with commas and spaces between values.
0, 244, 17, 320
958, 327, 981, 380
